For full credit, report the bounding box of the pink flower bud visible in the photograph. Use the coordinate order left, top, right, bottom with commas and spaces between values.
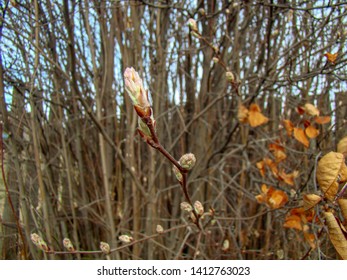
124, 67, 151, 117
188, 18, 198, 32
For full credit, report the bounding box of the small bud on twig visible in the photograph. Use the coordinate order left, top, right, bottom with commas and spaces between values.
198, 8, 206, 16
119, 234, 134, 244
226, 71, 235, 83
194, 200, 204, 216
179, 153, 196, 170
187, 18, 198, 32
156, 225, 164, 234
180, 202, 193, 212
100, 241, 110, 254
31, 233, 50, 252
172, 165, 183, 182
222, 239, 230, 251
63, 238, 75, 252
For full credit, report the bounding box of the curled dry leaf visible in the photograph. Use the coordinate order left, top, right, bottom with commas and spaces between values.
248, 103, 269, 127
263, 157, 279, 177
293, 127, 309, 148
273, 149, 287, 162
269, 141, 287, 162
338, 199, 347, 222
284, 214, 302, 231
304, 103, 320, 116
303, 193, 322, 211
317, 152, 347, 201
256, 160, 266, 177
278, 170, 299, 186
314, 115, 331, 124
282, 119, 294, 136
305, 125, 320, 139
324, 211, 347, 260
337, 136, 347, 157
324, 52, 338, 64
255, 184, 288, 209
284, 207, 316, 232
297, 106, 305, 115
237, 104, 249, 123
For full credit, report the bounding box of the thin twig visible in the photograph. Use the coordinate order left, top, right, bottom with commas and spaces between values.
0, 122, 27, 259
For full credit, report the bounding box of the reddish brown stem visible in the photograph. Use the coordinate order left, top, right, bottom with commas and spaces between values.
140, 114, 201, 229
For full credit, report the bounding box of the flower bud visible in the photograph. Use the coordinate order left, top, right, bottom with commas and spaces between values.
198, 8, 205, 16
226, 71, 235, 83
31, 233, 49, 252
212, 57, 219, 63
194, 200, 204, 215
179, 153, 196, 170
156, 225, 164, 234
100, 241, 110, 254
119, 234, 133, 244
213, 45, 219, 53
187, 18, 198, 32
222, 239, 230, 251
63, 238, 75, 252
180, 202, 193, 212
172, 165, 183, 182
124, 67, 151, 117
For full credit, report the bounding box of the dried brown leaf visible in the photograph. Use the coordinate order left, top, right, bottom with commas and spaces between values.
248, 104, 269, 127
237, 104, 249, 124
337, 136, 347, 157
324, 52, 338, 64
304, 103, 320, 116
293, 127, 309, 148
317, 152, 346, 201
314, 116, 331, 124
256, 160, 266, 177
324, 212, 347, 260
305, 125, 320, 139
284, 215, 303, 231
303, 193, 322, 211
283, 119, 294, 136
338, 199, 347, 222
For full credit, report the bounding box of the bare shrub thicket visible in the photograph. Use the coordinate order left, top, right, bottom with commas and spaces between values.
0, 0, 346, 259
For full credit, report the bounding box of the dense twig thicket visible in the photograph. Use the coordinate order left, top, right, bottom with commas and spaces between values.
0, 0, 347, 259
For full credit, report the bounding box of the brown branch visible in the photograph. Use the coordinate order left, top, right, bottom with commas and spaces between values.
0, 123, 27, 258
